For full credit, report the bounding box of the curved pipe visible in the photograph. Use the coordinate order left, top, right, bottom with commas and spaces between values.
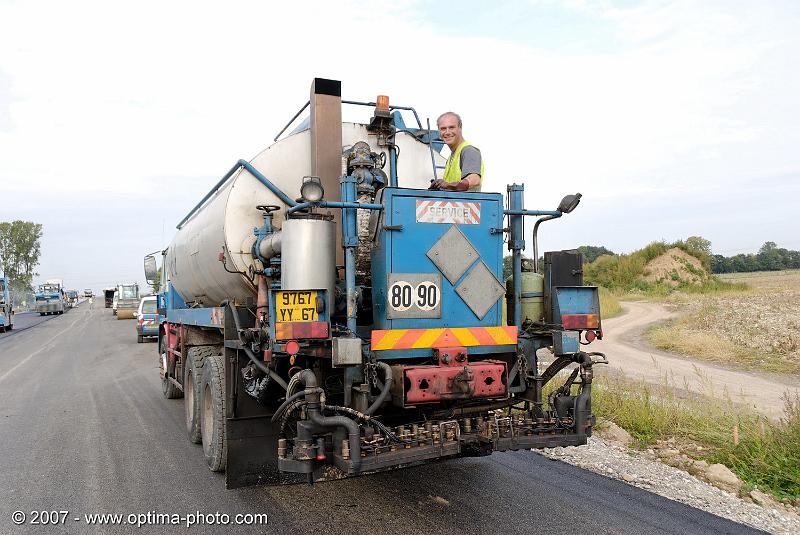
364, 362, 392, 416
297, 370, 362, 474
532, 214, 561, 272
258, 231, 282, 260
270, 388, 322, 423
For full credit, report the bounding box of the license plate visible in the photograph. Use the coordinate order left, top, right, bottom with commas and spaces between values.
275, 291, 318, 322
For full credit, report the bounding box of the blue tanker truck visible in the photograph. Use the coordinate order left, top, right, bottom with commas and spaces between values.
35, 279, 65, 315
146, 79, 606, 487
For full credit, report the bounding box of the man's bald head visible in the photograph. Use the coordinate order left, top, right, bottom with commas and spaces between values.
436, 111, 462, 128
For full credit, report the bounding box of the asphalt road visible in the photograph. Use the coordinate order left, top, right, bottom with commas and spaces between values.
0, 310, 58, 338
0, 303, 767, 535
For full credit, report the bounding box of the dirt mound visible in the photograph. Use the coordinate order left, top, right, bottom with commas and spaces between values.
643, 247, 708, 287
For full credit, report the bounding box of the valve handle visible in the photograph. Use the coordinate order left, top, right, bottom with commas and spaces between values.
256, 204, 281, 213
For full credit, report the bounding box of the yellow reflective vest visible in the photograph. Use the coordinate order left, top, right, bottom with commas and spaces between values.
443, 140, 483, 192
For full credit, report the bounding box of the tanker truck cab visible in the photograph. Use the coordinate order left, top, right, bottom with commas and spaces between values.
35, 281, 65, 315
149, 78, 605, 488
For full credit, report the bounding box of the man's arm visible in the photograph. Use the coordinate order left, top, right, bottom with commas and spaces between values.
430, 146, 482, 191
430, 174, 479, 191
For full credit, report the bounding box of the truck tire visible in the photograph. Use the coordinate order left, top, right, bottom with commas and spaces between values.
201, 353, 226, 472
185, 346, 215, 444
160, 338, 183, 400
137, 334, 143, 343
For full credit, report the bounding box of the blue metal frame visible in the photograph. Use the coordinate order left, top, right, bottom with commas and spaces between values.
370, 188, 505, 332
505, 183, 565, 329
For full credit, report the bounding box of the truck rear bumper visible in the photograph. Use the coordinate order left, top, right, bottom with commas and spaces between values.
226, 408, 593, 488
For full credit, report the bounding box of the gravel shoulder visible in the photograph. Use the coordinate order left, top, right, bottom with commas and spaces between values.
539, 436, 800, 535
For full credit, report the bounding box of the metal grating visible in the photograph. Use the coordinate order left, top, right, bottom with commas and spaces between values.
426, 225, 479, 285
455, 261, 505, 320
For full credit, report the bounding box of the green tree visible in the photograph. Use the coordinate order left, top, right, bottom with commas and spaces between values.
0, 220, 43, 291
757, 241, 783, 271
577, 245, 615, 264
149, 266, 162, 294
685, 236, 712, 257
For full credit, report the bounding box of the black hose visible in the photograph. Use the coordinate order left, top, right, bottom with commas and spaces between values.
225, 301, 288, 391
244, 347, 288, 390
364, 362, 392, 416
271, 389, 317, 423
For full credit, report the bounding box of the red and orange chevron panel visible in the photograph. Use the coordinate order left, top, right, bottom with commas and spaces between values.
371, 326, 517, 351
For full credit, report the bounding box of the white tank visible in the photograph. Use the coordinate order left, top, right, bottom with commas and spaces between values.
166, 124, 445, 307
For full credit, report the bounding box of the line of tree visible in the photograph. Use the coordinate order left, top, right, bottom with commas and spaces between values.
711, 242, 800, 273
0, 220, 43, 291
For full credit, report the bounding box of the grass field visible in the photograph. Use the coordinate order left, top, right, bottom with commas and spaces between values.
645, 270, 800, 374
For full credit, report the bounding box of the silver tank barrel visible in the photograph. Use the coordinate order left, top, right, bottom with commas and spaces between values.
281, 218, 336, 303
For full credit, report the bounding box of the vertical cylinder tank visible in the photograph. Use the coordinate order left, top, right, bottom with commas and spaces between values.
505, 272, 545, 325
281, 217, 336, 303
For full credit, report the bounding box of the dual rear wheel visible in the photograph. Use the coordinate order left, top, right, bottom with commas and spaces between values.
182, 346, 226, 472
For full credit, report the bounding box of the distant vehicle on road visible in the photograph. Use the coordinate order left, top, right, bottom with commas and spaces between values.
104, 287, 116, 308
112, 292, 119, 315
65, 289, 79, 308
35, 278, 65, 316
84, 289, 93, 298
0, 275, 13, 332
115, 283, 140, 320
136, 296, 158, 343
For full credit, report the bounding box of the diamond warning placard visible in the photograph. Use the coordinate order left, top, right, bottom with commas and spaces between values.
415, 200, 481, 224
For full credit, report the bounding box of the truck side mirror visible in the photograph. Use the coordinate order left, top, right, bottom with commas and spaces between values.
144, 255, 158, 283
557, 193, 582, 214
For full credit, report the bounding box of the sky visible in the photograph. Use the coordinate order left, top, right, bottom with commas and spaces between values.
1, 0, 798, 292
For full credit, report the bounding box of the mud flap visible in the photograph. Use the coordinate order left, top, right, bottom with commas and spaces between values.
225, 416, 305, 488
223, 303, 307, 488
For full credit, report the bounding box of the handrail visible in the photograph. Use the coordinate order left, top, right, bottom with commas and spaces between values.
176, 160, 296, 229
274, 99, 430, 142
273, 100, 310, 142
504, 209, 562, 217
286, 200, 384, 217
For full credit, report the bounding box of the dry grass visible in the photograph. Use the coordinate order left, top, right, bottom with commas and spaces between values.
592, 372, 800, 500
647, 271, 800, 374
599, 286, 622, 319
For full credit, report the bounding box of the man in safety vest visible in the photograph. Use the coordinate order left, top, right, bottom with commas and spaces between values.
429, 111, 484, 192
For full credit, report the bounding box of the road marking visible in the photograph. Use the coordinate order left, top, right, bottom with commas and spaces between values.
0, 313, 85, 384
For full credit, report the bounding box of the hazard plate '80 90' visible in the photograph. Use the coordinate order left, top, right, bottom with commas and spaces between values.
386, 273, 442, 319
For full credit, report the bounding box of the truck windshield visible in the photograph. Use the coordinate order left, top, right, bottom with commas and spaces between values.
141, 300, 157, 314
0, 280, 5, 292
120, 286, 138, 299
41, 285, 58, 293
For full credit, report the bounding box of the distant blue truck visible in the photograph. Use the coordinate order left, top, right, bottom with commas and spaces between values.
35, 278, 65, 315
0, 275, 13, 332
